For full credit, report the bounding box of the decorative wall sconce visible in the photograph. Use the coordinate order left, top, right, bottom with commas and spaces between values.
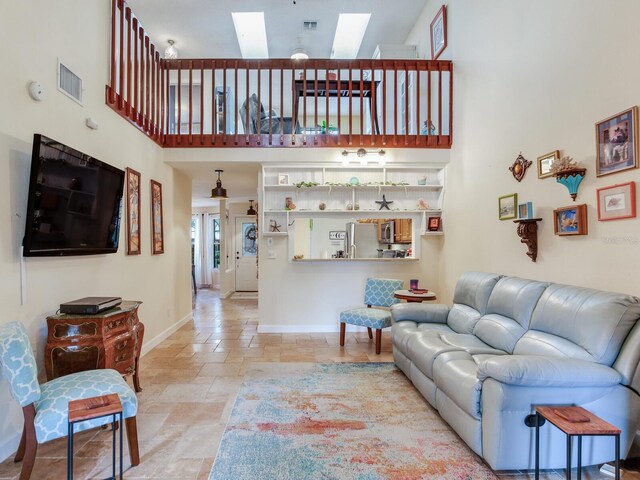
509, 153, 532, 182
164, 39, 178, 60
551, 156, 586, 201
341, 148, 386, 166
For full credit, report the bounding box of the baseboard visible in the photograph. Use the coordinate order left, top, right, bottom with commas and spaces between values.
257, 324, 369, 333
220, 289, 233, 299
140, 312, 193, 357
0, 431, 21, 464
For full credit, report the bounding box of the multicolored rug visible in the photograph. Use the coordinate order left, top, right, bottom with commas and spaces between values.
210, 363, 498, 480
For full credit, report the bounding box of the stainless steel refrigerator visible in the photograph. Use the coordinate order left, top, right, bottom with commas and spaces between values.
345, 222, 380, 259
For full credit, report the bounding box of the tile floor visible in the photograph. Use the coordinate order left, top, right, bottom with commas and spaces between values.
0, 288, 637, 479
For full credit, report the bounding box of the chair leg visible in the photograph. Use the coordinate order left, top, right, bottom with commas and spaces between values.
14, 425, 26, 462
339, 322, 346, 346
367, 327, 373, 339
18, 405, 37, 480
125, 417, 140, 466
375, 329, 382, 355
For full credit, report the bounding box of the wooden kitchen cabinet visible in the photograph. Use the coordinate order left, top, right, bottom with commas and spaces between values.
45, 301, 144, 392
394, 219, 412, 243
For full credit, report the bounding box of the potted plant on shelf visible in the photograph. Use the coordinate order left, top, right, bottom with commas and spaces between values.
319, 120, 338, 135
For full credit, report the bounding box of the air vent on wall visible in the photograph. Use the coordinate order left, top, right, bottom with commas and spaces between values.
57, 59, 83, 105
303, 21, 318, 31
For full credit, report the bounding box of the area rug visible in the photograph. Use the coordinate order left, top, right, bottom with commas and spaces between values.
210, 363, 498, 480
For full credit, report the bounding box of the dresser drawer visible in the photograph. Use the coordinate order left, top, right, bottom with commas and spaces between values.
49, 320, 100, 342
105, 334, 136, 375
102, 314, 130, 337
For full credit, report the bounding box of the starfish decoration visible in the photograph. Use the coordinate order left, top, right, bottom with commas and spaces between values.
375, 195, 394, 210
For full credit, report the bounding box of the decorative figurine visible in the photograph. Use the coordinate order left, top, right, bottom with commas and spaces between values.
269, 220, 281, 232
509, 153, 532, 182
375, 195, 394, 210
354, 202, 360, 210
318, 202, 326, 210
346, 203, 353, 210
418, 198, 429, 210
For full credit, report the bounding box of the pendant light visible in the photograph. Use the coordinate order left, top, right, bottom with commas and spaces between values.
164, 39, 178, 60
211, 170, 228, 199
247, 200, 257, 215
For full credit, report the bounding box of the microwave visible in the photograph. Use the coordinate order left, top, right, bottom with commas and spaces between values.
380, 221, 394, 244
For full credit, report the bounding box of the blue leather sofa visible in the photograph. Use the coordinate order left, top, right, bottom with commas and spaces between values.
391, 272, 640, 471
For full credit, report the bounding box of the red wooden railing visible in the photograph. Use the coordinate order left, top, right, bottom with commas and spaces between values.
106, 0, 453, 149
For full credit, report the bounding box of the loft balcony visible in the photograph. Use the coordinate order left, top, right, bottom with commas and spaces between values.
105, 0, 452, 149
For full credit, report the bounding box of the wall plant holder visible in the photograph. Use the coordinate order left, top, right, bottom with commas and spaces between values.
555, 168, 586, 201
513, 218, 542, 262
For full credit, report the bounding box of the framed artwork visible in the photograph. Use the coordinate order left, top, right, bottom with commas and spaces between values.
596, 182, 636, 221
518, 202, 533, 219
430, 5, 447, 60
150, 179, 164, 254
428, 216, 441, 231
595, 106, 639, 177
278, 173, 289, 185
553, 204, 588, 236
125, 168, 141, 255
498, 193, 518, 221
537, 150, 559, 179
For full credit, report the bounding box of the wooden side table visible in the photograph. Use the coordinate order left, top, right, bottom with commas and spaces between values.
68, 394, 123, 480
535, 406, 620, 480
394, 290, 437, 303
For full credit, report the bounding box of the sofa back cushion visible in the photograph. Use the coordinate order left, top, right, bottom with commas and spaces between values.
473, 277, 549, 353
514, 283, 640, 365
447, 272, 502, 334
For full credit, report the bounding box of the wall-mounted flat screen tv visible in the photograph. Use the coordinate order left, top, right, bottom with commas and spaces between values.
23, 134, 125, 256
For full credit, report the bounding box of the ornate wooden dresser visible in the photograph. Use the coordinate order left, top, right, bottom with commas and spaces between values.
45, 301, 144, 392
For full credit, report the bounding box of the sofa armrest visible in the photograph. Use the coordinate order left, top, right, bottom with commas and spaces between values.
477, 355, 622, 387
391, 303, 449, 324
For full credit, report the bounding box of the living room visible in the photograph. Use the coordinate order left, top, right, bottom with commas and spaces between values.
1, 0, 639, 479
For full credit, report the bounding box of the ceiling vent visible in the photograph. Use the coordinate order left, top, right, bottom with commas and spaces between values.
57, 59, 83, 105
303, 21, 318, 31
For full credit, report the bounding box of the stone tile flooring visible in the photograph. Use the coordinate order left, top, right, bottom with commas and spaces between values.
0, 288, 638, 479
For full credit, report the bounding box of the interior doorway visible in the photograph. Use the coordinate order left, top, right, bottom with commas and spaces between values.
235, 216, 258, 292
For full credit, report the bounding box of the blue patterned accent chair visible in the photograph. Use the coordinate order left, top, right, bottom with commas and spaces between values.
0, 321, 140, 480
339, 278, 404, 354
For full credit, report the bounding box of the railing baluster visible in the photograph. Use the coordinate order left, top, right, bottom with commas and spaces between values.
393, 66, 398, 146
234, 61, 239, 144
257, 62, 261, 145
177, 61, 182, 144
268, 66, 273, 145
325, 66, 329, 145
337, 66, 341, 142
382, 66, 386, 145
438, 68, 442, 147
279, 67, 284, 145
133, 18, 139, 122
359, 61, 364, 146
211, 63, 216, 144
348, 64, 353, 145
448, 63, 453, 146
145, 35, 150, 132
245, 64, 250, 145
118, 0, 124, 110
159, 58, 164, 143
302, 63, 307, 145
370, 61, 375, 146
313, 63, 318, 145
188, 60, 193, 143
200, 61, 204, 144
164, 63, 169, 144
150, 45, 156, 136
125, 7, 131, 116
291, 63, 296, 145
404, 62, 409, 146
139, 29, 145, 129
415, 66, 421, 146
223, 61, 228, 144
109, 0, 117, 104
427, 65, 432, 147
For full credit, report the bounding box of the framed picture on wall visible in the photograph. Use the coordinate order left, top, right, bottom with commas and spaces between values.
428, 216, 441, 231
595, 106, 639, 177
278, 173, 289, 185
537, 150, 559, 179
553, 204, 588, 236
150, 179, 164, 254
430, 5, 447, 60
498, 193, 518, 221
518, 202, 533, 219
125, 168, 141, 255
596, 182, 636, 221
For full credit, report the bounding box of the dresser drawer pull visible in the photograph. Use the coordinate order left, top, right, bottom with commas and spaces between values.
107, 320, 123, 330
115, 353, 129, 363
115, 340, 129, 351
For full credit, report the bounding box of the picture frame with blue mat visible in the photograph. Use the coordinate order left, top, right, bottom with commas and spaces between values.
595, 106, 639, 177
553, 204, 588, 236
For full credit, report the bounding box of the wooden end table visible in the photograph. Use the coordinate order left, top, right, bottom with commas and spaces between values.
68, 394, 123, 480
535, 406, 620, 480
394, 290, 437, 303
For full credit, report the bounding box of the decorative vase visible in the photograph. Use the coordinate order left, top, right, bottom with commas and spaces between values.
319, 203, 326, 210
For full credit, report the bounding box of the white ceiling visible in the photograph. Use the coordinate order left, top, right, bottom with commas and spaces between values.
127, 0, 427, 207
127, 0, 427, 59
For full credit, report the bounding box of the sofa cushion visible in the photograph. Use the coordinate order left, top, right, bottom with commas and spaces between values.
340, 307, 391, 329
452, 272, 503, 314
515, 284, 640, 365
473, 277, 549, 353
392, 321, 453, 357
447, 304, 482, 334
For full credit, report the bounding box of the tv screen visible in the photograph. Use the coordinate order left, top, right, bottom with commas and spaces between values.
23, 134, 125, 256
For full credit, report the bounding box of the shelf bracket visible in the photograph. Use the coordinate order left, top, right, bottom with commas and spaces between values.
513, 218, 542, 262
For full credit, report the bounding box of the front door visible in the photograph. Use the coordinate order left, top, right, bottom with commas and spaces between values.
235, 217, 258, 292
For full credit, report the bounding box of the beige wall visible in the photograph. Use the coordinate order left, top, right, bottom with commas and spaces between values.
434, 0, 640, 301
0, 0, 192, 460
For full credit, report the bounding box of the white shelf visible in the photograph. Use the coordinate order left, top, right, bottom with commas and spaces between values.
423, 231, 444, 236
265, 209, 441, 214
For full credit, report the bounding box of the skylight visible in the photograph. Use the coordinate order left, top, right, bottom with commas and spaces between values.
231, 12, 269, 59
330, 13, 371, 59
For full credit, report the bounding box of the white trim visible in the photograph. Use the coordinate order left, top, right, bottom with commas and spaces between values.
0, 430, 21, 463
220, 289, 234, 299
140, 313, 193, 357
257, 324, 373, 334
